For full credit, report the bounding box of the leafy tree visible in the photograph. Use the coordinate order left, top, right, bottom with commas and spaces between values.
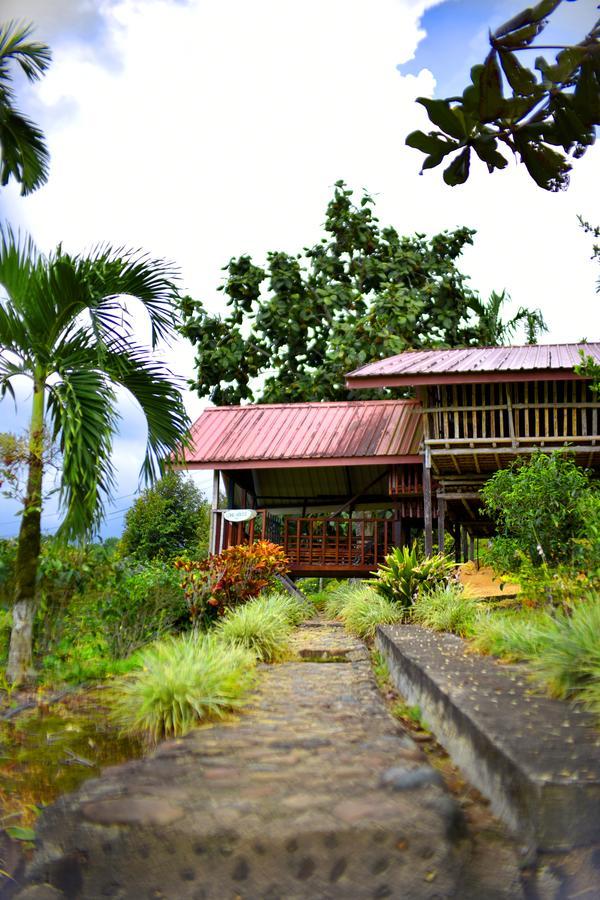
0, 229, 189, 682
0, 21, 51, 195
181, 181, 546, 405
482, 451, 592, 569
406, 0, 599, 191
120, 471, 210, 561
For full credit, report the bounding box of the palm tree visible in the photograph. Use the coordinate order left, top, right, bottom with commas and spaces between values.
0, 20, 51, 195
473, 290, 547, 346
0, 229, 190, 682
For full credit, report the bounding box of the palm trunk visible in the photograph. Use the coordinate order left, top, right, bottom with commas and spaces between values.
6, 379, 45, 684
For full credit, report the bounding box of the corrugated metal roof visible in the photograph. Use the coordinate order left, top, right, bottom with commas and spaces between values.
346, 343, 600, 386
184, 400, 423, 469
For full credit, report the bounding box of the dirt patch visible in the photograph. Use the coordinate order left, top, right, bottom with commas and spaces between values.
458, 562, 520, 599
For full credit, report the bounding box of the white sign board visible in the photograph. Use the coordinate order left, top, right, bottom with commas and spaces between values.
223, 509, 258, 523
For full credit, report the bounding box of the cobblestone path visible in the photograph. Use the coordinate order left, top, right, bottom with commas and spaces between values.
15, 622, 522, 900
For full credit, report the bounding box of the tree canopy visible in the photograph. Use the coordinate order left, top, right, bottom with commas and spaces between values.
180, 181, 546, 405
406, 0, 599, 191
0, 20, 51, 195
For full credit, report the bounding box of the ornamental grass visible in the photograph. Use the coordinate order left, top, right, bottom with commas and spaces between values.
410, 584, 479, 637
323, 582, 373, 620
470, 609, 553, 662
340, 589, 403, 639
261, 590, 315, 626
110, 633, 256, 741
527, 598, 600, 701
215, 597, 292, 662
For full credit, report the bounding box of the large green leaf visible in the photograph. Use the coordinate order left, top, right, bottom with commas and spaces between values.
499, 50, 539, 95
479, 52, 505, 121
443, 148, 471, 186
416, 98, 466, 139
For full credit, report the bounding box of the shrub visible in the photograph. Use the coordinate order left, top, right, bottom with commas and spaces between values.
340, 588, 403, 639
120, 472, 210, 561
215, 598, 292, 662
482, 451, 592, 570
0, 607, 11, 662
175, 541, 289, 625
411, 584, 479, 637
111, 633, 256, 741
261, 590, 315, 626
370, 545, 455, 611
323, 581, 372, 619
56, 560, 187, 662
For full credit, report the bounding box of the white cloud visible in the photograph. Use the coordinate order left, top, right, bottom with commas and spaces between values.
1, 0, 598, 537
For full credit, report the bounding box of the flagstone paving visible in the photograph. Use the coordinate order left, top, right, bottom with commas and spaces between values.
14, 622, 524, 899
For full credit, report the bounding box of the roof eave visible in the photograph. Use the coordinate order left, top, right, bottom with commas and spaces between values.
178, 453, 423, 471
346, 369, 590, 388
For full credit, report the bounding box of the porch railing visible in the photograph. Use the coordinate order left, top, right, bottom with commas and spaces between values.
283, 516, 393, 570
212, 510, 395, 571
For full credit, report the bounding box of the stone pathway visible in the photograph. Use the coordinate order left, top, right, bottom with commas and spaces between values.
14, 622, 523, 900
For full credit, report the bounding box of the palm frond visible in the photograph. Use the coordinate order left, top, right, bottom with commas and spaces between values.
0, 21, 51, 83
0, 22, 51, 195
101, 340, 191, 483
54, 245, 181, 348
0, 226, 39, 308
46, 368, 119, 540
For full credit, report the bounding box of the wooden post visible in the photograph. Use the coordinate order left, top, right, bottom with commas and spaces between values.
437, 497, 445, 554
209, 469, 220, 554
423, 449, 433, 557
454, 525, 461, 563
461, 527, 468, 563
469, 533, 475, 562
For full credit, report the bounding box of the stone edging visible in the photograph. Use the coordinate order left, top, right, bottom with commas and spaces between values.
376, 624, 600, 853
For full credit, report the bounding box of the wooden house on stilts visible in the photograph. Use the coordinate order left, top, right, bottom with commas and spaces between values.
182, 343, 600, 577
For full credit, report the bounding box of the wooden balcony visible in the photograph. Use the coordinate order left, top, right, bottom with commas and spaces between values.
212, 510, 396, 577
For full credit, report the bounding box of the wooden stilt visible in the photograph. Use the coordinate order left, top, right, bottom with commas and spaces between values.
209, 469, 220, 554
437, 497, 445, 554
469, 534, 475, 562
461, 528, 468, 563
454, 525, 461, 563
423, 451, 433, 557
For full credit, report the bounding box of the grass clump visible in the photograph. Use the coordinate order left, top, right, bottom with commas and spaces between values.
470, 609, 554, 662
323, 581, 372, 619
262, 590, 315, 626
111, 633, 256, 741
411, 584, 479, 637
215, 597, 292, 662
340, 589, 403, 639
527, 600, 600, 701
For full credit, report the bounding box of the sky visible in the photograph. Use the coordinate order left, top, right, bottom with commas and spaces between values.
0, 0, 598, 539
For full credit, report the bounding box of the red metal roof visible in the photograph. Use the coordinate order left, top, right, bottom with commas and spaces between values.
183, 400, 422, 470
346, 343, 600, 387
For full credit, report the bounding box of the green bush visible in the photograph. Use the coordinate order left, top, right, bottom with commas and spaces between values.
340, 588, 403, 639
411, 584, 479, 637
215, 598, 292, 662
120, 471, 210, 561
482, 451, 593, 570
39, 560, 187, 684
370, 545, 455, 611
111, 633, 256, 741
0, 538, 17, 608
0, 607, 11, 662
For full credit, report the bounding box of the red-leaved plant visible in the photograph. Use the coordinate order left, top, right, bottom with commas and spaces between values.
174, 541, 289, 626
